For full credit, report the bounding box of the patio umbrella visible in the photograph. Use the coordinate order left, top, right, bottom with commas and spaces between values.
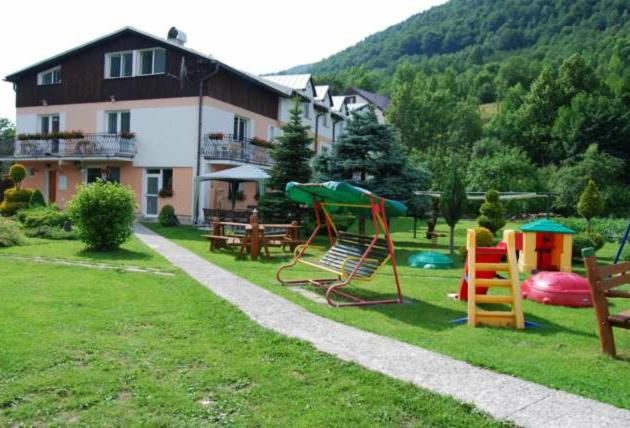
192, 165, 270, 223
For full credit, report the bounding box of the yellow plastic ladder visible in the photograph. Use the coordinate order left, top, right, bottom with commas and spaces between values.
467, 229, 525, 329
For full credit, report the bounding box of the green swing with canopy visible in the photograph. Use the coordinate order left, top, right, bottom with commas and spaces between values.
276, 181, 407, 307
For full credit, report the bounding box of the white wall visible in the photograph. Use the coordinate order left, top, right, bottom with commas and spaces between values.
16, 114, 38, 134
124, 105, 198, 168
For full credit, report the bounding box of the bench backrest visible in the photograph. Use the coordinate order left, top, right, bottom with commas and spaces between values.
319, 232, 391, 278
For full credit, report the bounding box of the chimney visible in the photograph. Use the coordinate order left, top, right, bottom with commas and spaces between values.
167, 26, 187, 46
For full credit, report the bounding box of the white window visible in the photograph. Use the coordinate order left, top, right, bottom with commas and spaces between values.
40, 114, 60, 134
37, 66, 61, 86
303, 102, 311, 119
233, 116, 249, 141
268, 126, 277, 141
138, 48, 166, 76
106, 111, 131, 134
105, 51, 133, 78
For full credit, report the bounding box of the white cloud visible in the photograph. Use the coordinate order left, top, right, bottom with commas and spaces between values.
0, 0, 446, 122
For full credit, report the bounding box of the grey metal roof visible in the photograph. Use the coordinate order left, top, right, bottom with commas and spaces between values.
263, 74, 312, 90
331, 96, 346, 112
344, 88, 390, 111
314, 85, 329, 101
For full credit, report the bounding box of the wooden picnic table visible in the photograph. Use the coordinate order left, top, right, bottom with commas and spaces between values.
202, 215, 303, 260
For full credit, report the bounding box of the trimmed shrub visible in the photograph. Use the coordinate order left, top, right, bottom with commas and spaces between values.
577, 179, 604, 232
9, 164, 27, 189
0, 188, 33, 216
29, 189, 46, 207
0, 175, 12, 203
158, 204, 179, 227
477, 190, 506, 235
67, 180, 137, 250
459, 226, 495, 257
24, 225, 77, 240
0, 217, 24, 247
572, 232, 605, 259
16, 206, 69, 229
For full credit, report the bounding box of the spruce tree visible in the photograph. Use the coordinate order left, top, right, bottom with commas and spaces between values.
577, 179, 604, 232
441, 160, 467, 254
258, 98, 313, 222
313, 107, 430, 232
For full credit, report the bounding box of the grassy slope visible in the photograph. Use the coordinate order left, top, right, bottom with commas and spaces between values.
146, 219, 630, 409
0, 237, 502, 426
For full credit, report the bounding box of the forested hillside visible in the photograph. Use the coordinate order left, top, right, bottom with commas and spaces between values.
300, 0, 630, 220
303, 0, 630, 100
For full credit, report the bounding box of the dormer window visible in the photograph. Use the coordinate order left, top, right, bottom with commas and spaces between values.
105, 51, 133, 78
37, 66, 61, 85
138, 48, 166, 76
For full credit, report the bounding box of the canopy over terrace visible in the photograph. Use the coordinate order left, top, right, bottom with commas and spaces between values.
193, 165, 270, 224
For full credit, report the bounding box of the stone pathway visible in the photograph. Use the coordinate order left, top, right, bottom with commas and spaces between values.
135, 224, 630, 427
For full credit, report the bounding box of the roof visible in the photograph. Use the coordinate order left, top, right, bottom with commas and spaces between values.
331, 96, 346, 112
347, 102, 369, 112
345, 88, 390, 111
520, 219, 576, 234
314, 85, 329, 101
285, 181, 407, 217
263, 74, 312, 91
4, 27, 290, 98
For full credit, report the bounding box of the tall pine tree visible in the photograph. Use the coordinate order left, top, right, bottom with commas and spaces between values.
314, 107, 429, 231
258, 98, 313, 222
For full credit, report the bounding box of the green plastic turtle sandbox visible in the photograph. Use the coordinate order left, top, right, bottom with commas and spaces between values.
408, 252, 454, 269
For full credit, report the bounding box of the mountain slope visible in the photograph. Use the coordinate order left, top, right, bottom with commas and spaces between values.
306, 0, 630, 77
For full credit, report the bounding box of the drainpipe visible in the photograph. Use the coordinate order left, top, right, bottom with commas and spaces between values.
193, 61, 220, 225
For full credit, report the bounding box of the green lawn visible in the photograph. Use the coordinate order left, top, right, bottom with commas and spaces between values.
0, 235, 502, 426
146, 218, 630, 410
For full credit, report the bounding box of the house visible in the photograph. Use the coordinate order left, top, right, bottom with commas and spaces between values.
1, 27, 346, 224
343, 88, 390, 123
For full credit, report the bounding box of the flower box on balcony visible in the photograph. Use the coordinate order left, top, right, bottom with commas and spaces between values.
119, 131, 135, 139
208, 132, 225, 140
250, 137, 272, 148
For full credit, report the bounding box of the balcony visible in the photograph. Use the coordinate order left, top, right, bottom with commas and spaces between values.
0, 133, 137, 160
201, 133, 272, 166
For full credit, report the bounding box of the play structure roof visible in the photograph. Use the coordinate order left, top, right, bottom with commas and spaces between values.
285, 181, 407, 217
520, 219, 575, 234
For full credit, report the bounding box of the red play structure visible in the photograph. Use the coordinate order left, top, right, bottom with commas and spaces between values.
458, 233, 523, 301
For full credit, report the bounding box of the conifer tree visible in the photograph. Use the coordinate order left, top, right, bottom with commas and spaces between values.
577, 179, 604, 232
258, 98, 313, 222
441, 160, 467, 254
314, 107, 429, 232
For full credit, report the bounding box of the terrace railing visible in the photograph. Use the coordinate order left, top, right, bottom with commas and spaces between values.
201, 133, 272, 166
4, 133, 137, 159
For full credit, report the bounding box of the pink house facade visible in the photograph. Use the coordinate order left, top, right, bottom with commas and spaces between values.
2, 27, 347, 224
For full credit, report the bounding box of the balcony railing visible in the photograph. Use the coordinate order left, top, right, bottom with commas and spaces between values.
201, 134, 272, 166
1, 133, 137, 159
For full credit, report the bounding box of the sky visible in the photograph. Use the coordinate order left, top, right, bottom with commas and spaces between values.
0, 0, 447, 122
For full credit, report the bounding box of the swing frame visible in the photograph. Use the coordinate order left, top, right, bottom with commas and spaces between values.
276, 186, 403, 307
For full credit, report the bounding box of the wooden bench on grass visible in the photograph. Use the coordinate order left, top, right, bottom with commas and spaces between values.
583, 247, 630, 357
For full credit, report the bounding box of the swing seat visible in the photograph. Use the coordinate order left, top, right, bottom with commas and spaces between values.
297, 232, 390, 281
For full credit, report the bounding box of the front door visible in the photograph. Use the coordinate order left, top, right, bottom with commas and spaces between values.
48, 170, 57, 203
144, 169, 161, 216
536, 232, 556, 271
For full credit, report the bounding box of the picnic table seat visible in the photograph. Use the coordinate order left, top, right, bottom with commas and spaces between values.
582, 247, 630, 357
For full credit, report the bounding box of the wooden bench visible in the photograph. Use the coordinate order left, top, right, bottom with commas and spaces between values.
583, 248, 630, 357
